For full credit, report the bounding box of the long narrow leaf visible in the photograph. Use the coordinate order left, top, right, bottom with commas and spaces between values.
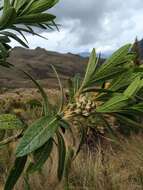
4, 156, 27, 190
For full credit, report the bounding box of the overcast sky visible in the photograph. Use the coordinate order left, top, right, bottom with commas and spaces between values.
11, 0, 143, 54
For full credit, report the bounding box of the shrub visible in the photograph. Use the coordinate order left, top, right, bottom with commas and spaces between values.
1, 1, 143, 190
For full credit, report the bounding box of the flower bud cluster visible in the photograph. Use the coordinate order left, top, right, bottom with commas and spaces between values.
67, 95, 96, 117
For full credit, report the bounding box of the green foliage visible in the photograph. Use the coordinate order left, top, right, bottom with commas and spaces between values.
57, 131, 66, 181
4, 156, 27, 190
16, 116, 59, 157
0, 114, 25, 129
26, 138, 53, 173
0, 0, 58, 67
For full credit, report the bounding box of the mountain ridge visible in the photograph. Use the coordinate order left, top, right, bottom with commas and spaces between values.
0, 47, 88, 89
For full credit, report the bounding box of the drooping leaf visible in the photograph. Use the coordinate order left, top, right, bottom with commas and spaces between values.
114, 113, 143, 128
75, 127, 86, 158
57, 131, 66, 181
0, 31, 29, 48
21, 70, 50, 116
51, 65, 64, 113
64, 147, 74, 190
24, 175, 31, 190
4, 156, 27, 190
26, 138, 53, 173
16, 116, 59, 157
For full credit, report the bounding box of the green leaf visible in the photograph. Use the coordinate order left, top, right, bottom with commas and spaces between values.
91, 44, 132, 85
93, 66, 127, 84
24, 175, 31, 190
15, 13, 56, 24
109, 69, 135, 91
27, 0, 59, 14
98, 44, 132, 72
0, 130, 5, 141
131, 103, 143, 113
123, 76, 141, 98
96, 94, 128, 113
80, 48, 98, 89
16, 116, 59, 157
68, 74, 81, 102
75, 127, 86, 158
0, 7, 17, 29
0, 31, 29, 48
0, 114, 24, 130
0, 35, 11, 43
51, 65, 64, 113
14, 0, 29, 12
3, 0, 11, 12
57, 131, 66, 181
4, 156, 27, 190
64, 147, 74, 190
59, 120, 70, 129
27, 138, 53, 173
0, 42, 8, 59
115, 113, 143, 128
21, 70, 50, 116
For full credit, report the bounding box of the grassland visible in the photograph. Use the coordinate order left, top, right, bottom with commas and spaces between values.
0, 89, 143, 190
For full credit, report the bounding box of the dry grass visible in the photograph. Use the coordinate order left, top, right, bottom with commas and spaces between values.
1, 135, 143, 190
1, 90, 143, 190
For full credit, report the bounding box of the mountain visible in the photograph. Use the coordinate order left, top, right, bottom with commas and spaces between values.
79, 52, 90, 58
0, 47, 88, 89
79, 51, 112, 58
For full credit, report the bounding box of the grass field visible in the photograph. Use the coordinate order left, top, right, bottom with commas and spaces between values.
0, 89, 143, 190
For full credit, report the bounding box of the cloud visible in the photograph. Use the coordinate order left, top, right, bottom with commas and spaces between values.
10, 0, 143, 54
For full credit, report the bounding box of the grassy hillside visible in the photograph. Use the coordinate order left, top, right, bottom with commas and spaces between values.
0, 47, 88, 89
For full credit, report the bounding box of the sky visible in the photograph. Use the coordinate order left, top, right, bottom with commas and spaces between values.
11, 0, 143, 55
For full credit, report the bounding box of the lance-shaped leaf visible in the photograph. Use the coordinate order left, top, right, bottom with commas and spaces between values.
114, 113, 143, 128
80, 48, 98, 90
89, 44, 132, 85
109, 69, 135, 91
57, 131, 66, 181
4, 156, 27, 190
26, 138, 53, 173
16, 116, 59, 157
3, 0, 11, 12
21, 70, 50, 116
96, 44, 132, 74
64, 147, 74, 190
27, 0, 59, 14
96, 94, 128, 113
0, 31, 29, 48
131, 103, 143, 113
0, 114, 25, 130
15, 13, 56, 24
123, 76, 141, 98
24, 175, 31, 190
